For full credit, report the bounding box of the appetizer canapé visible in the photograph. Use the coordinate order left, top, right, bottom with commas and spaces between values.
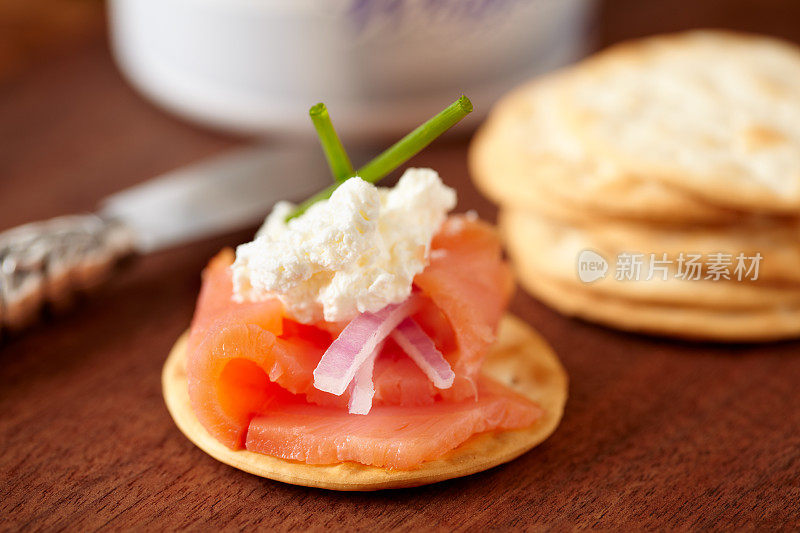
163, 98, 567, 489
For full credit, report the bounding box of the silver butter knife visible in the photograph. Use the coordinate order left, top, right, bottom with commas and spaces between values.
0, 144, 338, 333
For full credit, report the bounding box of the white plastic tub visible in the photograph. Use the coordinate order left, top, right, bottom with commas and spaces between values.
108, 0, 594, 140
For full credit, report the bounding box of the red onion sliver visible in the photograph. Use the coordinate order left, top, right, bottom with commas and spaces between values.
313, 297, 418, 396
347, 340, 385, 415
391, 317, 455, 389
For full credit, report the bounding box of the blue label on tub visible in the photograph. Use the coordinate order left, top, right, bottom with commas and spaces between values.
348, 0, 525, 32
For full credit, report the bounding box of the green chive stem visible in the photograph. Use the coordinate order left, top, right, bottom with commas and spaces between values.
357, 95, 472, 183
309, 103, 353, 183
287, 95, 472, 221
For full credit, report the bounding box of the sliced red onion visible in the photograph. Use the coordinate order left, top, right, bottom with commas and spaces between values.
313, 297, 418, 396
391, 317, 455, 389
347, 340, 385, 415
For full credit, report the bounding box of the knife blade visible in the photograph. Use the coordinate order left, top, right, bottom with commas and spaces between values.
100, 144, 335, 253
0, 143, 345, 332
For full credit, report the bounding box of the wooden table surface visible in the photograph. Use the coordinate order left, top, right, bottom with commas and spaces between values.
2, 2, 800, 530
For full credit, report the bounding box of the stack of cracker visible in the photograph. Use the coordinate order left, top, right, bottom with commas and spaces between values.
470, 31, 800, 342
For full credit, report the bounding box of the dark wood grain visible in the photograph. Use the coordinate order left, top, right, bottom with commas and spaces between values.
2, 2, 800, 530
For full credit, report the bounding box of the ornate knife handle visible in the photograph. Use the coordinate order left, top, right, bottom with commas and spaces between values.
0, 214, 136, 334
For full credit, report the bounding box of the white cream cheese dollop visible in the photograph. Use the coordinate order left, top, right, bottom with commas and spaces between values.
232, 168, 457, 323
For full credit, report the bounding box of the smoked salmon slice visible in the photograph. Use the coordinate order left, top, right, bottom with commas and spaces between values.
186, 215, 536, 466
415, 216, 515, 400
246, 378, 542, 470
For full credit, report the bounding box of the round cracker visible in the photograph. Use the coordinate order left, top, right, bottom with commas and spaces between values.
500, 209, 800, 309
520, 273, 800, 342
496, 189, 800, 284
585, 218, 800, 285
162, 315, 568, 491
469, 74, 737, 224
557, 30, 800, 213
